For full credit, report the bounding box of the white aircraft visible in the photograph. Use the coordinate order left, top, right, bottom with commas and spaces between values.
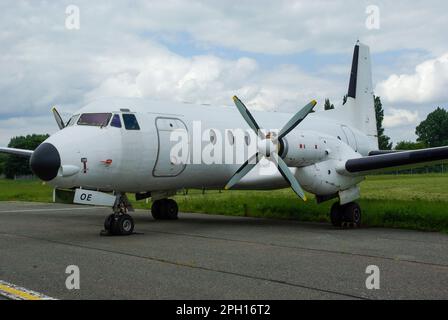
1, 42, 447, 235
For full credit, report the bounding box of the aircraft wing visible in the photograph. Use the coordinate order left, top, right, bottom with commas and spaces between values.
341, 146, 448, 175
0, 147, 34, 158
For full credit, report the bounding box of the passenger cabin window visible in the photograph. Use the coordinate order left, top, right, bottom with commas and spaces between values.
77, 113, 112, 127
110, 114, 122, 128
122, 114, 140, 130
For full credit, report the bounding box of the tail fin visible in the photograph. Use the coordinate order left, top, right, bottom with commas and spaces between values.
345, 42, 378, 149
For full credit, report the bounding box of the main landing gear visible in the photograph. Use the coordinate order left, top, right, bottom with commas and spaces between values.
330, 202, 361, 228
151, 199, 179, 220
102, 193, 135, 236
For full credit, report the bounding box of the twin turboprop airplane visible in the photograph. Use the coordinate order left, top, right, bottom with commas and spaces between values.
1, 42, 448, 236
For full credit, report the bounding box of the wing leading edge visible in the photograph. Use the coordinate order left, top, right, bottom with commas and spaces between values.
0, 147, 34, 158
342, 146, 448, 175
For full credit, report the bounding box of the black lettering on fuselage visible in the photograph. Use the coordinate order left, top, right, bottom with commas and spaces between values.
80, 193, 93, 201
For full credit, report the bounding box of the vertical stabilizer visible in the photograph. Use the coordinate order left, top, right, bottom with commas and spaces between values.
345, 42, 378, 149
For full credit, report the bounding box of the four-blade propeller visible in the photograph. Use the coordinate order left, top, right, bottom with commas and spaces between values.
225, 96, 317, 201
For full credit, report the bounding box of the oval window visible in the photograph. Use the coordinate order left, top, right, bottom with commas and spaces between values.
209, 129, 217, 145
227, 131, 235, 146
244, 133, 251, 146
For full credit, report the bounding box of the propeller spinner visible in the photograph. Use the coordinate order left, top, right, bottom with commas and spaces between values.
224, 96, 317, 201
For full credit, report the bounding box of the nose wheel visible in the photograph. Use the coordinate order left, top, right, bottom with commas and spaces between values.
102, 193, 135, 236
330, 202, 361, 228
151, 199, 179, 220
104, 213, 134, 235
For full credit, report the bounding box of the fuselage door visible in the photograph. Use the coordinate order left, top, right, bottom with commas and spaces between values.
153, 117, 188, 177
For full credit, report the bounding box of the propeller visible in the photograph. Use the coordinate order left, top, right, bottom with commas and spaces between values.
52, 106, 65, 130
225, 96, 317, 201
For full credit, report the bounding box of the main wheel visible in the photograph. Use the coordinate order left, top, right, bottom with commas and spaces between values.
151, 200, 163, 220
111, 214, 134, 235
342, 202, 361, 228
151, 199, 179, 220
104, 214, 115, 231
330, 202, 342, 227
160, 199, 179, 220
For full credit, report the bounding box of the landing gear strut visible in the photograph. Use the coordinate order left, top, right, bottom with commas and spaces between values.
102, 193, 135, 236
151, 199, 178, 220
330, 202, 361, 228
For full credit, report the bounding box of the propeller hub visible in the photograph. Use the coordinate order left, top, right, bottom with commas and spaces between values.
259, 137, 277, 158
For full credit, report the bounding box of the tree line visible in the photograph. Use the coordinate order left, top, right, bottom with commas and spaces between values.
0, 134, 49, 179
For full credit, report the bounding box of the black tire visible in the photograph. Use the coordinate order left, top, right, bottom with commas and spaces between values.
152, 199, 178, 220
104, 214, 115, 231
330, 202, 342, 227
164, 199, 178, 220
112, 214, 134, 235
342, 202, 362, 227
151, 200, 163, 220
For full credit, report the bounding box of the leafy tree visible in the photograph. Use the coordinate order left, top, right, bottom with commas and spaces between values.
3, 134, 49, 179
324, 98, 334, 110
374, 95, 392, 150
395, 140, 426, 150
0, 154, 7, 175
415, 107, 448, 147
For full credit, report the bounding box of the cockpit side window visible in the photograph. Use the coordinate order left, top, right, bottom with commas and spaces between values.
77, 113, 112, 127
66, 114, 79, 127
122, 114, 140, 130
110, 114, 122, 128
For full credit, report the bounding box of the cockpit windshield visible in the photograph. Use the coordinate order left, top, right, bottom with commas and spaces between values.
77, 113, 112, 127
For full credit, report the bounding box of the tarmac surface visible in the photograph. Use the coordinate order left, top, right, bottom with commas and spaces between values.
0, 201, 447, 300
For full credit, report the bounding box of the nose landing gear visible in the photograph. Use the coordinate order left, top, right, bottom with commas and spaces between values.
102, 193, 135, 236
330, 202, 361, 228
151, 199, 179, 220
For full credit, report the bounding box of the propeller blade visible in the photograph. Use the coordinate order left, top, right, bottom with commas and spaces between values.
52, 106, 65, 130
271, 155, 307, 201
232, 96, 264, 139
277, 100, 317, 140
224, 152, 259, 190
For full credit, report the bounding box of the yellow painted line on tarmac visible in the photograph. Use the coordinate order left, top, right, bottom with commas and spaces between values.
0, 281, 56, 300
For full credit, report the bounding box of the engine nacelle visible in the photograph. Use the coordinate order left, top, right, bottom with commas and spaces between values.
281, 131, 327, 167
295, 159, 364, 196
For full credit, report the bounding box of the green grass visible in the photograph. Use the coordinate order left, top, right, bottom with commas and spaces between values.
0, 179, 53, 202
1, 174, 448, 233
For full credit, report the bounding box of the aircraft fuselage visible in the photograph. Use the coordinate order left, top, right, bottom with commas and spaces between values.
41, 98, 369, 197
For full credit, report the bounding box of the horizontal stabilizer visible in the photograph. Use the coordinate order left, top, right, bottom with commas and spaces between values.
341, 146, 448, 174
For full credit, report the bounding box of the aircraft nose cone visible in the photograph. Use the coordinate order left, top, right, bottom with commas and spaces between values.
30, 143, 61, 181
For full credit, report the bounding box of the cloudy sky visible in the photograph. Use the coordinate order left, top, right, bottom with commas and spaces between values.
1, 0, 447, 146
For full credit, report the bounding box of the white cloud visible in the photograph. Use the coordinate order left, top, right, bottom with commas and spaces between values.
383, 108, 419, 128
0, 1, 448, 146
88, 50, 339, 113
0, 116, 57, 146
114, 0, 448, 55
376, 53, 448, 104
